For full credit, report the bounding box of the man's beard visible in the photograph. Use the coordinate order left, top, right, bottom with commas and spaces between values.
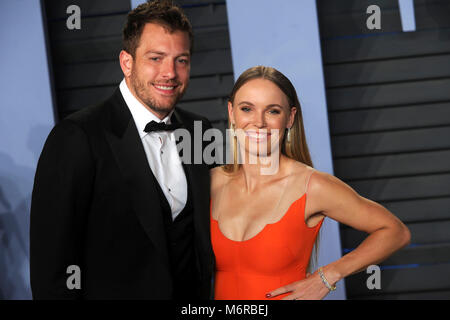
129, 70, 186, 114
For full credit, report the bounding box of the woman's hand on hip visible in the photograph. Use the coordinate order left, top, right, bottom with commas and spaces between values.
266, 272, 331, 300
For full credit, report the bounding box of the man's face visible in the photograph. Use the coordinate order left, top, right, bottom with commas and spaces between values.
126, 23, 191, 118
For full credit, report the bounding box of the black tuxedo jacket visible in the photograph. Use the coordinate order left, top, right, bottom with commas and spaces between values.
30, 88, 215, 299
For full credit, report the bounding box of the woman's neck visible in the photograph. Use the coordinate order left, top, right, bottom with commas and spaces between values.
239, 155, 291, 193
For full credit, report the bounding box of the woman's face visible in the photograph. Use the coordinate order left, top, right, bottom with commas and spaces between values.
228, 78, 296, 158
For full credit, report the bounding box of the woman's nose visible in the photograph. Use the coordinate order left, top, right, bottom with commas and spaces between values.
252, 112, 266, 128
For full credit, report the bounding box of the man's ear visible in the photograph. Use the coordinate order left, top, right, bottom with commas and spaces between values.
119, 50, 134, 78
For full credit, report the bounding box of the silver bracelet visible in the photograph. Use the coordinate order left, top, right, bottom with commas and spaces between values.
318, 267, 336, 291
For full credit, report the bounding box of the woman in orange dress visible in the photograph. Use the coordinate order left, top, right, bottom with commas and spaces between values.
210, 66, 411, 300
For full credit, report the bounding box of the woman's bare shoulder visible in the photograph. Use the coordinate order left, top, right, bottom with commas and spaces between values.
210, 165, 228, 179
287, 160, 315, 181
309, 169, 349, 192
306, 167, 362, 212
287, 161, 345, 194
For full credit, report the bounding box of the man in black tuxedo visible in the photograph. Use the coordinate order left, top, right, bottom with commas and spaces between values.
30, 1, 214, 299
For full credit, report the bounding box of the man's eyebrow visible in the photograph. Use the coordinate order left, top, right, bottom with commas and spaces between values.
145, 50, 165, 55
144, 51, 190, 57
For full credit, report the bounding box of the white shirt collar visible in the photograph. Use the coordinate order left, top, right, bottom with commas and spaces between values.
119, 78, 173, 139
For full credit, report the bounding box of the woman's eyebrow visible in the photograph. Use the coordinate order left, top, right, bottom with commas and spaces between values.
237, 102, 285, 109
237, 101, 254, 106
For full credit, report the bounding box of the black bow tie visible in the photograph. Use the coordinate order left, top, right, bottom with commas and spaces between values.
144, 120, 182, 133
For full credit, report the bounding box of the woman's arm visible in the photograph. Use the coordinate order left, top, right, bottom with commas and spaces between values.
268, 170, 411, 299
309, 171, 411, 286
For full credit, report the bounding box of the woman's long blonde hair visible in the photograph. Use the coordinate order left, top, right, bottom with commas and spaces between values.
223, 66, 320, 273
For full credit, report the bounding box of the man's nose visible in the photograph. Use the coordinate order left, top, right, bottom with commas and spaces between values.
161, 59, 176, 79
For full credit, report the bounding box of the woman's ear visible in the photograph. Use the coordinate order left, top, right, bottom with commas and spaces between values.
228, 101, 234, 125
288, 106, 297, 128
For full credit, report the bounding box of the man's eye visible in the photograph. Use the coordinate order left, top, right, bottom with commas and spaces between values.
150, 57, 160, 61
178, 58, 189, 64
241, 107, 251, 112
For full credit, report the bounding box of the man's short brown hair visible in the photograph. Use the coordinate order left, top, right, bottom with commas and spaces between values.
122, 0, 193, 57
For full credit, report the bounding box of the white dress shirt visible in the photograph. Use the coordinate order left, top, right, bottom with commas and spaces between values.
119, 79, 188, 220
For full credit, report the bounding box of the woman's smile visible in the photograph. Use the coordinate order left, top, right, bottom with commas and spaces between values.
244, 130, 272, 142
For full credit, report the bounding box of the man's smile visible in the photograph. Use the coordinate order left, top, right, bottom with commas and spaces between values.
152, 83, 179, 95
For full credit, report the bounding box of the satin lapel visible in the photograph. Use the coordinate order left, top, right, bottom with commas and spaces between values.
104, 89, 169, 269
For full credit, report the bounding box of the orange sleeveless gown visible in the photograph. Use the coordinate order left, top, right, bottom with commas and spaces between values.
210, 193, 323, 300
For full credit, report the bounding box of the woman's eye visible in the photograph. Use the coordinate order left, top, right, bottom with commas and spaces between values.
269, 109, 281, 114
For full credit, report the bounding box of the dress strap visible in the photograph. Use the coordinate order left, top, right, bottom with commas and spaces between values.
304, 167, 315, 195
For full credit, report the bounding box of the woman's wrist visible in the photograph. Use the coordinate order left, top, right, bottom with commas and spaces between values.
318, 264, 342, 288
